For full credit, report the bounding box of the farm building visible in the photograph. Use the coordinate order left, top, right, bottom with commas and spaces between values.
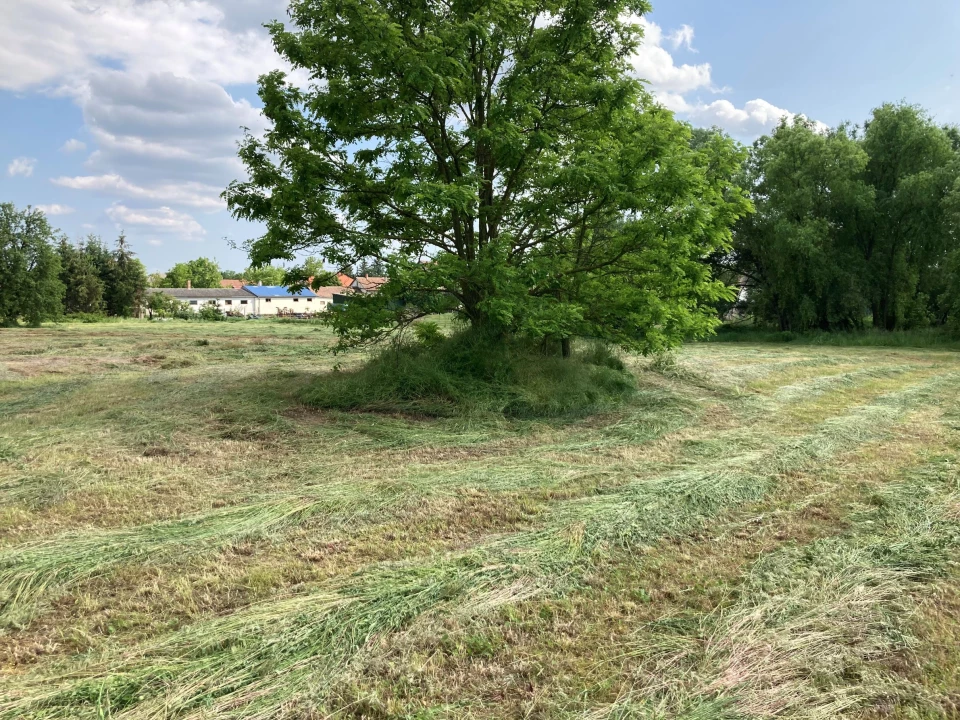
146, 287, 257, 314
242, 285, 323, 315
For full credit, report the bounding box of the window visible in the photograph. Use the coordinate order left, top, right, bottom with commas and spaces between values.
306, 298, 312, 302
240, 300, 248, 305
265, 298, 271, 303
293, 297, 299, 302
225, 300, 232, 305
189, 300, 198, 306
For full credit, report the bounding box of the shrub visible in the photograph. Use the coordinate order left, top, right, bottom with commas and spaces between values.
303, 330, 636, 418
196, 303, 225, 322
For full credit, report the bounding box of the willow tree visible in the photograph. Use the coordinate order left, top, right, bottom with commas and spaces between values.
225, 0, 749, 353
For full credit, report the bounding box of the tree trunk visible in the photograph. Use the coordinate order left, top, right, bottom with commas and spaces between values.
561, 338, 572, 358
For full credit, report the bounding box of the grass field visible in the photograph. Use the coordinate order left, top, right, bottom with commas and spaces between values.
1, 319, 959, 718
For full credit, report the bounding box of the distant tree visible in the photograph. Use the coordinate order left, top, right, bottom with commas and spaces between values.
243, 264, 286, 286
105, 234, 148, 317
161, 257, 222, 288
220, 269, 244, 280
146, 272, 166, 287
862, 103, 960, 329
734, 119, 874, 331
0, 203, 64, 326
284, 255, 339, 290
58, 238, 105, 314
225, 0, 750, 353
146, 291, 188, 318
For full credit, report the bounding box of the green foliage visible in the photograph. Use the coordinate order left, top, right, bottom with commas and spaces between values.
412, 320, 445, 348
709, 324, 960, 349
196, 302, 226, 321
736, 104, 960, 332
104, 234, 148, 317
67, 234, 148, 317
161, 257, 222, 289
303, 330, 636, 418
734, 119, 874, 331
146, 291, 190, 319
863, 104, 959, 330
225, 0, 750, 354
0, 203, 64, 326
58, 238, 104, 315
243, 263, 285, 286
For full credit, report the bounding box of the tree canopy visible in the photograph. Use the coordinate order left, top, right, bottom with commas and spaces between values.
0, 204, 64, 326
731, 104, 960, 332
225, 0, 750, 352
161, 257, 223, 289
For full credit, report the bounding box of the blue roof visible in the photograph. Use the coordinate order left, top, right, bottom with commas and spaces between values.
243, 285, 317, 297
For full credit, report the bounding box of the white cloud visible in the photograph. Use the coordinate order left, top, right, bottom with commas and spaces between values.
61, 138, 87, 153
53, 173, 225, 211
35, 204, 75, 216
106, 204, 206, 239
633, 18, 712, 94
147, 239, 164, 246
631, 17, 819, 138
667, 25, 696, 52
0, 1, 280, 233
0, 1, 283, 92
8, 157, 37, 177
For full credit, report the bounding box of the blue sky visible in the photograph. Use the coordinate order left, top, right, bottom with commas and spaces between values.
1, 0, 957, 273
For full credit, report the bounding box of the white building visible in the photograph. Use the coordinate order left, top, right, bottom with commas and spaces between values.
147, 287, 256, 314
241, 285, 323, 315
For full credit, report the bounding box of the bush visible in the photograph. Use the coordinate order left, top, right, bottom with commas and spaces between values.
303, 330, 636, 418
196, 304, 225, 322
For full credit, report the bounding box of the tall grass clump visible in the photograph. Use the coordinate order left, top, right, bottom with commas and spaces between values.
303, 330, 636, 418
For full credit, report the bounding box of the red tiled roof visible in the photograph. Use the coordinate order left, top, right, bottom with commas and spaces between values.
354, 276, 387, 292
336, 273, 354, 287
312, 286, 350, 299
220, 279, 245, 289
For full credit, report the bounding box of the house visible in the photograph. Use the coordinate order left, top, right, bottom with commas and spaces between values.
220, 279, 246, 290
242, 285, 321, 315
350, 275, 387, 293
312, 286, 353, 307
335, 273, 354, 288
147, 287, 256, 314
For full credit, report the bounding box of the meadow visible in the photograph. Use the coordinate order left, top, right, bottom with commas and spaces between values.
1, 319, 959, 718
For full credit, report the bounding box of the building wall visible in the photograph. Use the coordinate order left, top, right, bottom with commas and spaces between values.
173, 296, 254, 314
253, 296, 330, 315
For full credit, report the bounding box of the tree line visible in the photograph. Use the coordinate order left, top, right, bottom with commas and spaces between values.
724, 102, 960, 333
1, 203, 147, 326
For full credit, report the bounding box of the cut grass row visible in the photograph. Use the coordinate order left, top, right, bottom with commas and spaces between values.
1, 372, 952, 718
0, 357, 939, 630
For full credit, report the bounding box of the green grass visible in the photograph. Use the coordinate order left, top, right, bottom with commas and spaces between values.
303, 330, 637, 418
0, 320, 958, 718
709, 324, 960, 350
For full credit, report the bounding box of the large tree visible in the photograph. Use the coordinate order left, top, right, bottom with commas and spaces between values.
0, 203, 64, 326
58, 238, 105, 314
862, 103, 960, 329
735, 104, 960, 332
105, 234, 148, 317
734, 119, 874, 331
225, 0, 749, 353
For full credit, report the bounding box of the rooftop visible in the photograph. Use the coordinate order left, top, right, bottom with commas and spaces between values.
243, 285, 318, 298
148, 287, 254, 299
312, 286, 352, 299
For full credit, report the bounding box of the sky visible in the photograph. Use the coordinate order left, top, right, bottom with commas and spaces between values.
1, 0, 958, 273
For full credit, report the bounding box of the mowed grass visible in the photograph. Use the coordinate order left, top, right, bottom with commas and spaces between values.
0, 320, 958, 718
